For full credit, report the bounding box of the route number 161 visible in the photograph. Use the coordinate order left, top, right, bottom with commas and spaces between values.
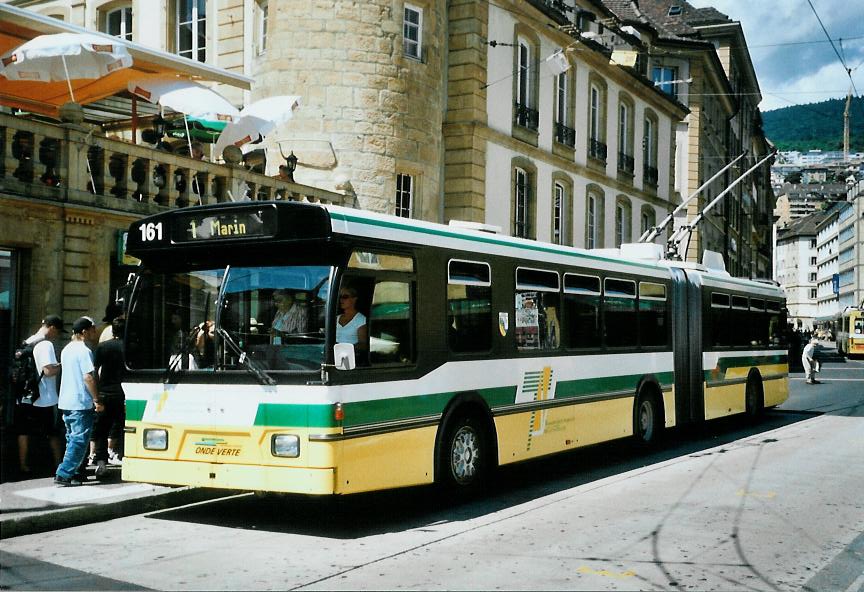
139, 222, 163, 242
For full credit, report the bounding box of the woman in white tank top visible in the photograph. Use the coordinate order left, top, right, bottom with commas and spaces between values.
336, 285, 368, 352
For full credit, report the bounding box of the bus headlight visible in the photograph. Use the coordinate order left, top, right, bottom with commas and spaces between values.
271, 434, 300, 458
143, 428, 168, 450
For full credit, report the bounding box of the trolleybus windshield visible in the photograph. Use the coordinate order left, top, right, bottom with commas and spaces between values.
126, 264, 332, 375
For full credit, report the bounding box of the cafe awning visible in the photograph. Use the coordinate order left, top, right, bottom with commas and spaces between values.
0, 4, 252, 119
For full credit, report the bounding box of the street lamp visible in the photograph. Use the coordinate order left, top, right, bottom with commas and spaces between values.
284, 151, 298, 183
152, 115, 167, 138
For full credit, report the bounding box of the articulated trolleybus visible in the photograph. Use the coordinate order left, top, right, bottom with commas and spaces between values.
122, 201, 788, 495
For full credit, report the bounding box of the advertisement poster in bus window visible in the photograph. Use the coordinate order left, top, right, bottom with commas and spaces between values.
499, 312, 509, 337
515, 292, 539, 348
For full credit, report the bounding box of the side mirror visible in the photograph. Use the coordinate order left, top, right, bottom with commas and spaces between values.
334, 343, 356, 371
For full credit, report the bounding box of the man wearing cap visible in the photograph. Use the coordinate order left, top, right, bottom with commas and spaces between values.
15, 315, 66, 474
802, 337, 820, 385
55, 316, 103, 486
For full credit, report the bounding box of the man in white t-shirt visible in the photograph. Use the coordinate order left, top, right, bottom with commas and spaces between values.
14, 315, 66, 474
55, 316, 103, 487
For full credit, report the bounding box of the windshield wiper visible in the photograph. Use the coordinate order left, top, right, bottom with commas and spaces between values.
216, 326, 277, 386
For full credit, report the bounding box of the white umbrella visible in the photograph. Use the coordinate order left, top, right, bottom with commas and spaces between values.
0, 32, 132, 102
214, 95, 301, 157
128, 77, 240, 124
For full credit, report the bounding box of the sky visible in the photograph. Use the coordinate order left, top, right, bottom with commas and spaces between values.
687, 0, 864, 112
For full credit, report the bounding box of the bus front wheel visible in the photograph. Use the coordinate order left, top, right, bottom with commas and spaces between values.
439, 414, 487, 494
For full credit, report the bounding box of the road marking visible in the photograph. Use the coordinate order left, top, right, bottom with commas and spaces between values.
736, 489, 776, 499
576, 566, 636, 579
790, 378, 864, 382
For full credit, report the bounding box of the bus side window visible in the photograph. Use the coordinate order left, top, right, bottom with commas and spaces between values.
709, 293, 731, 347
447, 260, 492, 353
563, 273, 600, 349
604, 278, 637, 348
369, 280, 414, 365
515, 268, 560, 351
638, 281, 668, 348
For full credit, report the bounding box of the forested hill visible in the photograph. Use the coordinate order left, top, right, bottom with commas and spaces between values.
762, 97, 864, 152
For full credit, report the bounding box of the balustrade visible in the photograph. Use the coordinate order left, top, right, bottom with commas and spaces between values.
589, 138, 607, 161
0, 112, 349, 216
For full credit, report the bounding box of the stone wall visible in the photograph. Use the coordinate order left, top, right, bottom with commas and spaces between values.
252, 0, 446, 221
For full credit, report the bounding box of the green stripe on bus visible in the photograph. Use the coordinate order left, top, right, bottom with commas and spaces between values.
704, 353, 788, 381
554, 372, 674, 399
254, 403, 338, 428
127, 399, 147, 422
342, 385, 517, 427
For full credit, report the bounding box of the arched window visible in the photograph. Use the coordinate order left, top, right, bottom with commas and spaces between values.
617, 93, 635, 175
615, 196, 632, 247
102, 5, 132, 40
513, 32, 539, 132
588, 75, 607, 161
585, 186, 605, 249
512, 159, 537, 239
643, 110, 659, 186
640, 205, 657, 239
551, 176, 572, 245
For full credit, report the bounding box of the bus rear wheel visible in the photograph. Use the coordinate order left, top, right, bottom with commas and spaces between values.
634, 391, 662, 446
439, 414, 487, 494
745, 372, 764, 421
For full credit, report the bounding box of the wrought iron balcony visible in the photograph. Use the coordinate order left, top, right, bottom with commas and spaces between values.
514, 102, 539, 131
554, 122, 576, 147
589, 138, 607, 161
644, 164, 659, 186
0, 112, 348, 214
617, 152, 634, 175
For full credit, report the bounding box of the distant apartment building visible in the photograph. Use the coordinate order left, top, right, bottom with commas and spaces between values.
815, 207, 841, 324
837, 179, 864, 309
775, 213, 825, 331
773, 183, 848, 228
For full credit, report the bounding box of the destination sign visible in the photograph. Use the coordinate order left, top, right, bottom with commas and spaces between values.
170, 206, 278, 243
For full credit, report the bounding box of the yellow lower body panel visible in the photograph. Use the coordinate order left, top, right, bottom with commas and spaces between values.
704, 383, 745, 420
495, 397, 636, 465
123, 457, 336, 494
764, 375, 789, 408
335, 426, 437, 495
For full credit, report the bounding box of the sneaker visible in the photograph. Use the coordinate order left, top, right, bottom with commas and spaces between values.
54, 475, 82, 487
108, 451, 123, 466
95, 460, 109, 478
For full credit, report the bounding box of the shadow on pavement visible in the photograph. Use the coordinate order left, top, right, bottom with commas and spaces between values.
149, 409, 820, 539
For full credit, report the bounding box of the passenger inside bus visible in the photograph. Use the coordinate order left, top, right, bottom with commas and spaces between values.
336, 283, 368, 356
271, 289, 308, 344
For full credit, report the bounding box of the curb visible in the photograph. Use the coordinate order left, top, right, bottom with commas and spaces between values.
0, 487, 233, 540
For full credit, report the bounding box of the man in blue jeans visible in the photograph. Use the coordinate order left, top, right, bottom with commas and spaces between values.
55, 316, 103, 487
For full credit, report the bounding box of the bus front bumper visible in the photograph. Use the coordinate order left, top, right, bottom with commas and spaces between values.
122, 457, 337, 495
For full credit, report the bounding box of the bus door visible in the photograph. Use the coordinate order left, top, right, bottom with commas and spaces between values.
670, 268, 704, 424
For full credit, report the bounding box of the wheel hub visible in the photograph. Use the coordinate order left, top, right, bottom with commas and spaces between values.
451, 426, 479, 484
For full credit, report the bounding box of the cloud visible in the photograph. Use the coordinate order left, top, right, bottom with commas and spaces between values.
688, 0, 864, 111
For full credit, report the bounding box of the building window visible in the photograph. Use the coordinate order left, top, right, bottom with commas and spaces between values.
514, 167, 532, 239
652, 66, 678, 98
255, 0, 268, 55
617, 98, 634, 175
554, 71, 575, 146
810, 256, 817, 265
809, 288, 817, 299
395, 173, 413, 218
640, 205, 656, 238
585, 188, 604, 249
103, 5, 132, 40
552, 181, 570, 245
176, 0, 206, 62
809, 272, 817, 282
615, 197, 632, 247
588, 82, 607, 160
643, 114, 658, 186
403, 4, 423, 60
810, 238, 817, 248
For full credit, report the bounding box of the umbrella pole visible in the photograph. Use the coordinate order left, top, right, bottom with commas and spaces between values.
60, 55, 76, 103
183, 115, 202, 205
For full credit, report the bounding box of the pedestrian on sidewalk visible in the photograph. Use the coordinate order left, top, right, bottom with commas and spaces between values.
98, 302, 123, 343
91, 316, 126, 477
14, 315, 66, 475
55, 317, 103, 487
802, 337, 820, 385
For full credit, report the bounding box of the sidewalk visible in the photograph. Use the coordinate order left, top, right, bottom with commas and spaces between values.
0, 465, 229, 539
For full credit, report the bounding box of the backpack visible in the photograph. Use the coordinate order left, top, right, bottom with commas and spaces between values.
10, 341, 42, 404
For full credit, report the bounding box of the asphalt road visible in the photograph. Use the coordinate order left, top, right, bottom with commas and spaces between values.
1, 355, 862, 591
